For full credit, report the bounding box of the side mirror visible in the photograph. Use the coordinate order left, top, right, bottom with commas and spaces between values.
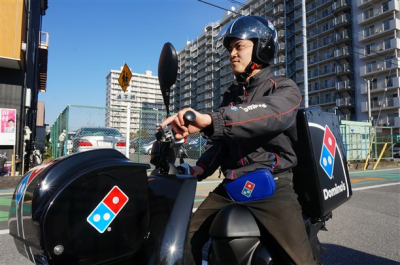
158, 42, 178, 116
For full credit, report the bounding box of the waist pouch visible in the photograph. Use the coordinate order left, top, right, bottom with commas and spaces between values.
225, 169, 276, 202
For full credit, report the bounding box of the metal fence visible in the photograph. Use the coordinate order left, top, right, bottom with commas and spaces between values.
49, 105, 206, 168
340, 120, 397, 161
50, 105, 399, 170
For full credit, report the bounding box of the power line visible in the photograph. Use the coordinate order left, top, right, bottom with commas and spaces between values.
197, 0, 242, 15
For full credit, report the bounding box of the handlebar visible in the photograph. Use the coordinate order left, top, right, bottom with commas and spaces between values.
153, 111, 196, 175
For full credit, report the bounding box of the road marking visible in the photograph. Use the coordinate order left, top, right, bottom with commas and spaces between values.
353, 182, 400, 191
350, 168, 400, 174
351, 177, 384, 183
0, 229, 9, 235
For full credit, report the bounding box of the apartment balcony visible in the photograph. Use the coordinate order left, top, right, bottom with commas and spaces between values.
332, 0, 351, 12
336, 63, 352, 74
336, 80, 353, 91
360, 58, 400, 77
360, 38, 400, 60
374, 116, 398, 127
359, 18, 400, 42
338, 114, 356, 121
337, 97, 355, 107
274, 55, 286, 65
361, 97, 400, 112
358, 0, 398, 26
273, 4, 284, 15
357, 0, 381, 8
361, 77, 400, 94
38, 31, 49, 93
334, 13, 351, 27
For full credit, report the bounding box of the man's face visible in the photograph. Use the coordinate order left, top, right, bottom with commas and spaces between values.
229, 38, 254, 75
8, 121, 14, 127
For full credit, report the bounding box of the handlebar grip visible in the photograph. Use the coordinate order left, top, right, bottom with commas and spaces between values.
183, 111, 196, 127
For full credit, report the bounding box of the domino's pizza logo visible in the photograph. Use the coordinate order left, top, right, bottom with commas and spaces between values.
241, 181, 255, 197
15, 164, 51, 208
87, 186, 129, 233
319, 125, 336, 179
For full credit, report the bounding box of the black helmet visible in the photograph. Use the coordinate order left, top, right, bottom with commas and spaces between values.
218, 16, 278, 65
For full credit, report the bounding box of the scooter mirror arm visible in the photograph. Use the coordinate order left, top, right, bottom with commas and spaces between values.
155, 125, 179, 175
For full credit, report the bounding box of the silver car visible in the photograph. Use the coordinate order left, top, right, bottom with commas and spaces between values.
71, 127, 126, 154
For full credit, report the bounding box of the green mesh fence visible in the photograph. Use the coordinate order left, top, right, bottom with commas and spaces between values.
51, 106, 398, 167
50, 105, 205, 168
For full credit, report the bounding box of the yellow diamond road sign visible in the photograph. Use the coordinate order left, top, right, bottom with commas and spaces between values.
118, 63, 132, 92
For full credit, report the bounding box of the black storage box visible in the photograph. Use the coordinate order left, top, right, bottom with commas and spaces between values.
8, 149, 149, 264
293, 107, 352, 218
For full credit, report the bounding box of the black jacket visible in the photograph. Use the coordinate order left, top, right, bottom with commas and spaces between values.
197, 67, 301, 180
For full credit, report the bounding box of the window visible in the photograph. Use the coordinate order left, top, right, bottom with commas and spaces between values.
366, 43, 375, 54
325, 93, 332, 102
385, 75, 395, 87
364, 8, 373, 19
322, 8, 329, 17
382, 1, 389, 12
385, 56, 394, 68
371, 78, 378, 90
383, 19, 393, 31
325, 79, 332, 88
367, 61, 376, 72
383, 38, 393, 50
365, 25, 375, 37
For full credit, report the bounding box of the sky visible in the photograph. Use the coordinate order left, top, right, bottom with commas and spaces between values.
40, 0, 236, 125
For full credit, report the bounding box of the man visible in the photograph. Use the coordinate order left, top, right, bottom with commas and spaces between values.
160, 16, 316, 264
5, 119, 16, 133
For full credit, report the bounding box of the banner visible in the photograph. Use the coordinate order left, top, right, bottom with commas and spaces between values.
0, 108, 17, 145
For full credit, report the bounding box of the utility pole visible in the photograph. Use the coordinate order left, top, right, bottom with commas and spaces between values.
302, 0, 308, 107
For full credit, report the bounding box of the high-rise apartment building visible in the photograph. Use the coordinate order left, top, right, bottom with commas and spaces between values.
105, 68, 163, 136
173, 0, 399, 134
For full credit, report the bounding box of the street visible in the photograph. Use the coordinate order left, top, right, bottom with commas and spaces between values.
0, 168, 399, 264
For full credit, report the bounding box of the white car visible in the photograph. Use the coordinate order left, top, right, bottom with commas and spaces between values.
72, 127, 126, 154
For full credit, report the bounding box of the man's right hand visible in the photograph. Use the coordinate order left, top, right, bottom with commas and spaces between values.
158, 108, 212, 139
191, 165, 204, 176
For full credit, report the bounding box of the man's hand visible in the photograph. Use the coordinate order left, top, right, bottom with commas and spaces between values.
191, 165, 204, 176
158, 108, 212, 139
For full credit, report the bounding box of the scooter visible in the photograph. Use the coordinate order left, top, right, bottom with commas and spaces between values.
9, 43, 352, 264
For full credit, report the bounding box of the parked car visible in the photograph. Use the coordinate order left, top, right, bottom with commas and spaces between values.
184, 135, 208, 158
71, 127, 126, 154
129, 138, 154, 154
393, 142, 400, 158
140, 142, 154, 155
67, 131, 76, 155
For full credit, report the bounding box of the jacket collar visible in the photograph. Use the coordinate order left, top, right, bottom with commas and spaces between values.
247, 67, 273, 92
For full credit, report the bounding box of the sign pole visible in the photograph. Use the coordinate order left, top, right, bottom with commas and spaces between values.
125, 85, 131, 157
118, 63, 133, 158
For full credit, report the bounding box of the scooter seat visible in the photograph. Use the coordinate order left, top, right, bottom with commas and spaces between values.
209, 204, 260, 237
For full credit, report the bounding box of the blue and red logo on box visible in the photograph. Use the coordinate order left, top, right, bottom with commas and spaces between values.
319, 125, 336, 179
241, 181, 255, 197
15, 165, 51, 208
87, 186, 129, 233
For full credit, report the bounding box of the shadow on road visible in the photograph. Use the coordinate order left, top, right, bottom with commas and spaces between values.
321, 244, 399, 264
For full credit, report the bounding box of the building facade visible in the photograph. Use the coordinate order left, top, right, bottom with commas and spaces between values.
0, 0, 49, 173
105, 68, 164, 137
173, 0, 399, 135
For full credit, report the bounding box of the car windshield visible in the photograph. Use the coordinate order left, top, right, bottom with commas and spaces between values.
79, 128, 122, 137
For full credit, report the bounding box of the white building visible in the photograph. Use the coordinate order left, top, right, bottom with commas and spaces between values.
173, 0, 400, 135
105, 67, 164, 137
